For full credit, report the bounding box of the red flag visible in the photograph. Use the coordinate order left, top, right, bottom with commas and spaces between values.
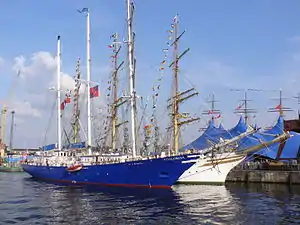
214, 114, 221, 119
65, 97, 71, 103
236, 102, 245, 110
108, 45, 113, 48
275, 104, 281, 109
60, 102, 65, 110
90, 85, 99, 98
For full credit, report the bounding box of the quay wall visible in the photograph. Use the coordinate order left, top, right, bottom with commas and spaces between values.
226, 170, 300, 184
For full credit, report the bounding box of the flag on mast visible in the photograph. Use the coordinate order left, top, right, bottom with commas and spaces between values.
90, 85, 99, 98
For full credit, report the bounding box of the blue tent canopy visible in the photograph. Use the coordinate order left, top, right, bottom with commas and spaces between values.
219, 123, 225, 130
180, 117, 246, 152
241, 116, 292, 160
179, 120, 226, 151
226, 116, 247, 138
278, 131, 300, 159
181, 115, 300, 160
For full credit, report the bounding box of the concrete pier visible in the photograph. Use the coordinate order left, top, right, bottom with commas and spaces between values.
226, 170, 300, 184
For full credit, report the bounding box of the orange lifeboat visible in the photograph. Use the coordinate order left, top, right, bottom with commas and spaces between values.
66, 164, 83, 172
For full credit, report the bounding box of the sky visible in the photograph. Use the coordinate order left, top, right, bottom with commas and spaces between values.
1, 0, 300, 148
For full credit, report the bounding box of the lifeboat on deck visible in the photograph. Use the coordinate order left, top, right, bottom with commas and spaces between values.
66, 164, 83, 172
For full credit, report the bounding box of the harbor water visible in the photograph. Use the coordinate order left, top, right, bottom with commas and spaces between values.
0, 173, 299, 224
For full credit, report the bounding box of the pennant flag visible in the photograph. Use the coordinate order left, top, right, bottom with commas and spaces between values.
173, 15, 178, 23
110, 33, 117, 39
144, 124, 152, 129
90, 85, 99, 98
65, 96, 71, 104
275, 104, 281, 109
60, 102, 65, 110
108, 44, 113, 48
214, 114, 221, 119
236, 102, 245, 110
77, 8, 88, 13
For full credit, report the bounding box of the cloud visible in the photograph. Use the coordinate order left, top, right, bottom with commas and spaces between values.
2, 42, 300, 149
12, 100, 41, 118
288, 35, 300, 43
0, 52, 80, 147
0, 51, 110, 148
0, 56, 4, 66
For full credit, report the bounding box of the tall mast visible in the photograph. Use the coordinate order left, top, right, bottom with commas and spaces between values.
172, 15, 179, 155
9, 110, 15, 150
231, 89, 257, 125
293, 92, 300, 116
268, 89, 293, 117
202, 93, 221, 123
127, 0, 137, 158
169, 15, 199, 154
86, 9, 92, 154
110, 33, 125, 151
72, 58, 82, 143
57, 35, 62, 151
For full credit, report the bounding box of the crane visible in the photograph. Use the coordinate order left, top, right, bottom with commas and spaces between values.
0, 70, 20, 156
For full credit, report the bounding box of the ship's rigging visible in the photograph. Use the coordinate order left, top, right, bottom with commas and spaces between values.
167, 15, 200, 154
202, 93, 221, 123
268, 89, 293, 117
108, 33, 127, 152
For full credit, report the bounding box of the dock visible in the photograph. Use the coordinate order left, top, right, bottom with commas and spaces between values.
226, 170, 300, 184
226, 162, 300, 184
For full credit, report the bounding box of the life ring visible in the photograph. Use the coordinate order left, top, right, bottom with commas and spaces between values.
66, 164, 83, 172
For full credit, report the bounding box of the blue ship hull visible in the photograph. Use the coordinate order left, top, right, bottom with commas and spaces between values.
22, 154, 200, 188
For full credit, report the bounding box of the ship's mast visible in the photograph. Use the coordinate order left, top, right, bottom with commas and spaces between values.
9, 110, 15, 150
56, 35, 62, 151
86, 9, 92, 154
127, 0, 137, 158
72, 58, 82, 143
202, 93, 221, 123
110, 33, 125, 151
231, 89, 257, 125
169, 15, 199, 154
268, 89, 293, 117
293, 92, 300, 116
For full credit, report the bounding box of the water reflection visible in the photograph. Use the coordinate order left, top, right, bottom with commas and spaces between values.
225, 182, 300, 224
1, 173, 300, 224
173, 184, 240, 224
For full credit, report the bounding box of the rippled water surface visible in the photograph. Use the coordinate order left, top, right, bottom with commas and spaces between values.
0, 173, 300, 224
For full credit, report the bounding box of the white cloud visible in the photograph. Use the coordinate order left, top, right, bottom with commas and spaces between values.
288, 35, 300, 43
2, 43, 300, 149
0, 56, 4, 66
1, 52, 80, 147
12, 100, 41, 118
0, 51, 109, 148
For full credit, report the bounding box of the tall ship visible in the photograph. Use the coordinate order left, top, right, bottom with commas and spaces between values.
21, 1, 202, 189
0, 71, 24, 172
176, 89, 290, 184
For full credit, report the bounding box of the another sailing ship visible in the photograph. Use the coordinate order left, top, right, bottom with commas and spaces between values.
0, 72, 24, 172
161, 17, 291, 185
21, 2, 202, 189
